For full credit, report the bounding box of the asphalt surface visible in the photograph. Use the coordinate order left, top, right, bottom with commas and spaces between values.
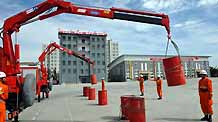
17, 78, 218, 122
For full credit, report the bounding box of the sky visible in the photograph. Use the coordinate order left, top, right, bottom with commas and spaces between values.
0, 0, 218, 66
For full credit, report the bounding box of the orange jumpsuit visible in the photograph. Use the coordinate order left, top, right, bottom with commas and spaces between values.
199, 77, 213, 114
0, 82, 8, 122
138, 77, 144, 93
156, 79, 162, 98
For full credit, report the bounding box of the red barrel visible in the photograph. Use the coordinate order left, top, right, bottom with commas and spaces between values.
91, 74, 97, 85
83, 86, 90, 97
120, 95, 134, 120
128, 97, 145, 122
88, 88, 96, 100
163, 56, 186, 86
98, 90, 107, 105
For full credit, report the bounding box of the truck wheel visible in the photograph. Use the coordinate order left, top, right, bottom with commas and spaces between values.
22, 74, 36, 108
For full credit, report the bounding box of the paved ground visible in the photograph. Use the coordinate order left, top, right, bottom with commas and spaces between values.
18, 78, 218, 122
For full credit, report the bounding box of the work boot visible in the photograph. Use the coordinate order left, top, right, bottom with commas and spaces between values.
158, 97, 162, 100
140, 93, 144, 96
200, 115, 208, 121
208, 115, 212, 122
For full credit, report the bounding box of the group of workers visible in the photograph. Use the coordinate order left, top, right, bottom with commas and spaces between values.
0, 70, 214, 121
137, 74, 162, 99
137, 70, 213, 122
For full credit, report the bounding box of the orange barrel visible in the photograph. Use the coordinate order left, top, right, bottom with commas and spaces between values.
91, 74, 97, 84
128, 96, 145, 122
120, 95, 134, 120
98, 90, 107, 105
83, 86, 90, 97
88, 88, 96, 100
163, 56, 186, 86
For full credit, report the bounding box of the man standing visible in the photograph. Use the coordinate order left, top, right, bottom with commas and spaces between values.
137, 75, 144, 96
198, 70, 213, 122
156, 75, 162, 100
0, 72, 8, 122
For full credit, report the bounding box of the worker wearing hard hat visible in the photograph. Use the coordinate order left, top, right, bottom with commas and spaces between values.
156, 75, 163, 100
137, 75, 144, 96
198, 70, 213, 122
0, 72, 8, 122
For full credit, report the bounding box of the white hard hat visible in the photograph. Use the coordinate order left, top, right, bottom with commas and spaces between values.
101, 77, 104, 80
199, 70, 207, 75
0, 72, 6, 78
157, 75, 161, 78
140, 75, 143, 77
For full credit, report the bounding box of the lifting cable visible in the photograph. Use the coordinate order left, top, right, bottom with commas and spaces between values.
164, 37, 180, 57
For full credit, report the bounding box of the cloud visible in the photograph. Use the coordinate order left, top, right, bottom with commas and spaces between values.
198, 0, 218, 7
173, 19, 203, 28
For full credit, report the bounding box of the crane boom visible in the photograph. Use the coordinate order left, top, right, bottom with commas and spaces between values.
1, 0, 170, 76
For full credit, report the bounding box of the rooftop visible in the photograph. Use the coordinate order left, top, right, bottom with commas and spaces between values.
58, 29, 107, 36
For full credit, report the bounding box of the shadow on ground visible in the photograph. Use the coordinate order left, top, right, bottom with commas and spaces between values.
101, 116, 122, 122
154, 117, 199, 121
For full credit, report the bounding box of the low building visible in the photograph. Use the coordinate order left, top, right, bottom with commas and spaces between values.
108, 55, 211, 82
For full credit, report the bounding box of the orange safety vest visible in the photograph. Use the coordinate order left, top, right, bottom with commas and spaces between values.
0, 81, 8, 122
198, 77, 213, 114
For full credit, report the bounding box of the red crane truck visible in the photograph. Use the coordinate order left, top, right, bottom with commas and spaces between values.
0, 0, 170, 121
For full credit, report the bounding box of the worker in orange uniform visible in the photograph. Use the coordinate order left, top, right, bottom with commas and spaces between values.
137, 75, 144, 96
198, 70, 213, 122
0, 72, 8, 122
156, 75, 162, 100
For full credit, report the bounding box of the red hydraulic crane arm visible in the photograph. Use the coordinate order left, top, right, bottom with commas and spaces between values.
38, 42, 94, 65
1, 0, 170, 75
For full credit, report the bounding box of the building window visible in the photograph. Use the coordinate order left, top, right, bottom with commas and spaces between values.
62, 69, 66, 73
82, 47, 85, 51
101, 38, 104, 41
97, 61, 100, 65
62, 36, 66, 40
86, 69, 89, 73
68, 36, 71, 40
82, 39, 85, 43
73, 37, 77, 41
63, 44, 66, 47
73, 45, 77, 48
68, 69, 71, 73
102, 44, 105, 48
97, 44, 100, 48
92, 53, 95, 57
73, 61, 77, 65
98, 69, 101, 73
73, 69, 77, 73
68, 44, 71, 49
102, 69, 105, 73
62, 61, 66, 65
80, 61, 84, 65
102, 61, 105, 65
92, 38, 95, 42
92, 45, 95, 49
62, 52, 66, 56
81, 69, 84, 74
97, 38, 100, 42
97, 53, 100, 58
68, 61, 71, 65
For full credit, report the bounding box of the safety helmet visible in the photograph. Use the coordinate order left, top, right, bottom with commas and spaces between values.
199, 70, 207, 75
0, 72, 6, 78
140, 75, 143, 77
157, 75, 161, 78
101, 77, 105, 80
